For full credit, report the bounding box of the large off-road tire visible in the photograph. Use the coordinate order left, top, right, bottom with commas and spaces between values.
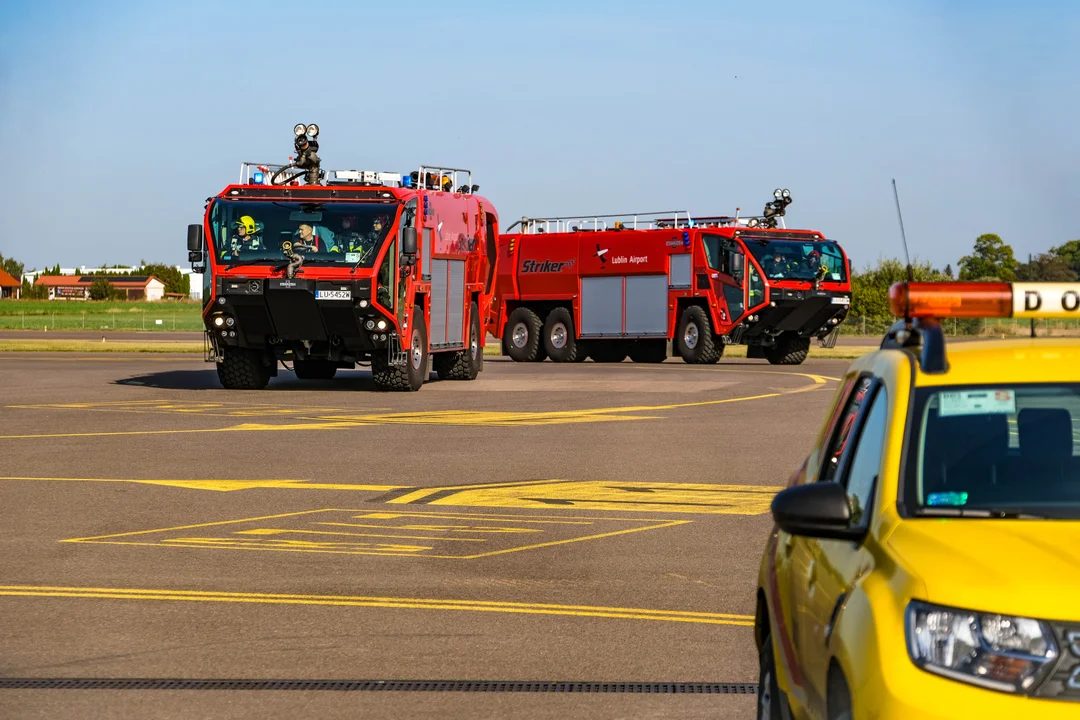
293, 359, 336, 379
543, 306, 581, 362
504, 307, 543, 362
217, 347, 272, 390
372, 314, 427, 391
757, 633, 786, 720
589, 342, 628, 363
676, 305, 722, 364
628, 340, 667, 363
435, 301, 482, 380
764, 333, 810, 365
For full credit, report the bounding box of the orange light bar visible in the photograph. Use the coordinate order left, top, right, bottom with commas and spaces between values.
889, 282, 1012, 319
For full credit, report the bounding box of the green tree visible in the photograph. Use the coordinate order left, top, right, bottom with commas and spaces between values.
0, 253, 24, 280
88, 278, 115, 300
139, 263, 189, 296
943, 263, 953, 278
958, 234, 1017, 281
850, 257, 950, 321
1015, 253, 1078, 282
1049, 239, 1080, 277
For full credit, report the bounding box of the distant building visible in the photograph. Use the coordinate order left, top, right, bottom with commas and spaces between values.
34, 275, 167, 301
0, 268, 20, 299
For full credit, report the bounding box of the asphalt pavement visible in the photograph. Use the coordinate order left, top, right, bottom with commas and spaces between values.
0, 351, 850, 719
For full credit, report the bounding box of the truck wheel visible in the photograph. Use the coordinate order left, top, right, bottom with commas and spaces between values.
293, 359, 336, 379
435, 301, 482, 380
676, 306, 721, 364
504, 307, 543, 362
589, 342, 628, 363
217, 347, 272, 390
543, 307, 580, 362
764, 333, 810, 365
628, 340, 667, 363
372, 314, 428, 391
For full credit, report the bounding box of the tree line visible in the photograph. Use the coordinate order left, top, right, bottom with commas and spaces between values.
850, 234, 1079, 330
0, 254, 190, 300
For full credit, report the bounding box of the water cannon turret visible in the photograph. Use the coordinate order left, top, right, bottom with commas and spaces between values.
760, 188, 792, 228
290, 123, 322, 185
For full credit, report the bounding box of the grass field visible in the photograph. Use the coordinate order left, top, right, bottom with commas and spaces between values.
0, 300, 204, 331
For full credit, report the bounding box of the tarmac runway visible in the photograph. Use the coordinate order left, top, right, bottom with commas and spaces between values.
0, 351, 850, 719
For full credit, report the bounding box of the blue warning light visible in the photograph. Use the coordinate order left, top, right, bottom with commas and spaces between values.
682, 230, 690, 247
252, 171, 264, 185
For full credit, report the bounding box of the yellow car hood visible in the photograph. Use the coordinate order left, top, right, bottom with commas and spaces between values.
887, 519, 1080, 622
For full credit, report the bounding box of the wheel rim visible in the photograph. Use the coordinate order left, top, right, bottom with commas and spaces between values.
550, 322, 568, 349
411, 328, 423, 370
471, 323, 479, 359
511, 322, 528, 348
758, 669, 772, 718
684, 321, 699, 349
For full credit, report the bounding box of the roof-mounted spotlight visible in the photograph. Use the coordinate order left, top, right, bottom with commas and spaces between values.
781, 188, 791, 199
306, 123, 319, 138
773, 188, 783, 200
294, 123, 307, 137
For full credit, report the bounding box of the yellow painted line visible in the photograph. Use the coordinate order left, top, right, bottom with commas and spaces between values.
0, 373, 828, 441
385, 479, 570, 505
0, 584, 753, 626
63, 509, 690, 560
235, 528, 489, 543
397, 480, 783, 515
0, 476, 407, 493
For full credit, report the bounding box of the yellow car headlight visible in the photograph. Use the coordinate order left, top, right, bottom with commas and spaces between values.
906, 600, 1058, 693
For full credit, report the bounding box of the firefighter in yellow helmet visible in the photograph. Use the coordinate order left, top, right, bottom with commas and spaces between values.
222, 215, 263, 260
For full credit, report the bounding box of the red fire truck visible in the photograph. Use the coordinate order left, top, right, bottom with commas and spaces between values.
487, 190, 852, 365
187, 124, 500, 391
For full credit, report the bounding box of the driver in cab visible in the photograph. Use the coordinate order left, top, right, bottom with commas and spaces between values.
221, 215, 263, 260
292, 223, 336, 254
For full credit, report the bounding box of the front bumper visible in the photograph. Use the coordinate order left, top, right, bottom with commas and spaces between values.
205, 276, 395, 361
742, 289, 850, 342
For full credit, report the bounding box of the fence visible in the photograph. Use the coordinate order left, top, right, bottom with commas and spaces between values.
0, 309, 204, 332
840, 316, 1080, 338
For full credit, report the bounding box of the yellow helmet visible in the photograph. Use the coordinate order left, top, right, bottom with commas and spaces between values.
234, 215, 256, 235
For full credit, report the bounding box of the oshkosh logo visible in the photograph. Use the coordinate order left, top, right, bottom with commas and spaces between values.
521, 259, 575, 273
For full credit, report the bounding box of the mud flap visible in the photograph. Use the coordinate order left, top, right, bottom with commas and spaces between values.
746, 343, 766, 359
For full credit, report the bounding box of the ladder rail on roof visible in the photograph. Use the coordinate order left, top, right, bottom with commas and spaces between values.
417, 165, 472, 192
512, 210, 693, 234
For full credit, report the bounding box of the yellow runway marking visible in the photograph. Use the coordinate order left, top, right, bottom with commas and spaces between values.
390, 480, 782, 515
1, 372, 834, 440
0, 584, 753, 626
0, 476, 406, 493
64, 509, 689, 559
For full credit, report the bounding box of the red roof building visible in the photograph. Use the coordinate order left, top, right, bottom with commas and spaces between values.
0, 268, 21, 299
33, 275, 167, 301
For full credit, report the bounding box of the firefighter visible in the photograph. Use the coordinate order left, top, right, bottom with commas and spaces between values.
764, 250, 795, 278
293, 223, 336, 253
221, 215, 262, 259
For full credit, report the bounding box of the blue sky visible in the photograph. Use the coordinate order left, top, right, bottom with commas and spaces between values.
1, 0, 1077, 272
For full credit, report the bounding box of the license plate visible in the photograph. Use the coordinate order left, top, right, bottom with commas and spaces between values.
316, 289, 351, 300
831, 296, 850, 305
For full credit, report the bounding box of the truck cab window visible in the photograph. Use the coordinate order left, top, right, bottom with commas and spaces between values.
377, 238, 395, 311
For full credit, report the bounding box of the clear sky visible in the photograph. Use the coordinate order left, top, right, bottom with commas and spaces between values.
1, 0, 1077, 272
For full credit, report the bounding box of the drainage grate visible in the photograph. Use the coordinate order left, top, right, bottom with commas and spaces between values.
0, 678, 757, 694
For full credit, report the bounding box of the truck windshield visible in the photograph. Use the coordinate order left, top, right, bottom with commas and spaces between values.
903, 383, 1080, 519
208, 200, 399, 269
744, 239, 846, 283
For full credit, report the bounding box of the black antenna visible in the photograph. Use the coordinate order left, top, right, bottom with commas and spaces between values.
891, 179, 913, 284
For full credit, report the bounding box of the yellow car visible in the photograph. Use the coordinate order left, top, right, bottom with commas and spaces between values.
755, 281, 1080, 719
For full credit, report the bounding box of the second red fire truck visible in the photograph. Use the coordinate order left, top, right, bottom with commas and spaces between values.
487, 190, 852, 365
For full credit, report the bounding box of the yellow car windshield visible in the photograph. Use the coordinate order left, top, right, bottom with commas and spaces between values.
902, 383, 1080, 519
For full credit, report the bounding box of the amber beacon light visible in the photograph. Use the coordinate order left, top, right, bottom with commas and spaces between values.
889, 282, 1080, 319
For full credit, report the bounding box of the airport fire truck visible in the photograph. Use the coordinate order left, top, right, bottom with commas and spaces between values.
488, 190, 852, 365
187, 124, 500, 391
